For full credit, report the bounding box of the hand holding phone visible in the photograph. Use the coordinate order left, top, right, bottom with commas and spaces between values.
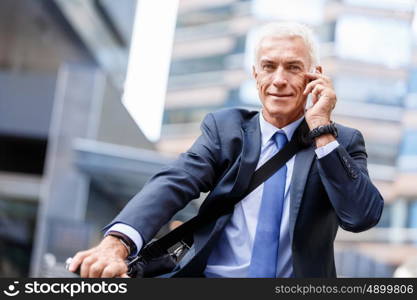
303, 67, 337, 130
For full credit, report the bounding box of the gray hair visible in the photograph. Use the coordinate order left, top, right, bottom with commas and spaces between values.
253, 22, 320, 70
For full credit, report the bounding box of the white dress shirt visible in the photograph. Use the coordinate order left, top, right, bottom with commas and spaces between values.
106, 112, 339, 277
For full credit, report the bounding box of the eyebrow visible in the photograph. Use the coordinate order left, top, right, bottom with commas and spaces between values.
259, 59, 276, 65
259, 58, 305, 67
286, 60, 305, 66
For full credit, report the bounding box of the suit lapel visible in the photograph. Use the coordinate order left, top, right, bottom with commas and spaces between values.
289, 145, 315, 244
229, 113, 262, 198
193, 113, 261, 254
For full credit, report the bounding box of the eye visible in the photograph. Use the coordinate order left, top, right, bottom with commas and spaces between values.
262, 64, 275, 71
289, 65, 302, 71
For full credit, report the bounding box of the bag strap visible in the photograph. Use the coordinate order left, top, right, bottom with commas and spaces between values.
139, 119, 310, 260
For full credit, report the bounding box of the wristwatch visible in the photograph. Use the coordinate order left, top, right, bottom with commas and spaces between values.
308, 121, 338, 139
107, 231, 137, 257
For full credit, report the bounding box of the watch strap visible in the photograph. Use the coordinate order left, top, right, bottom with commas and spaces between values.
309, 121, 338, 139
107, 231, 137, 257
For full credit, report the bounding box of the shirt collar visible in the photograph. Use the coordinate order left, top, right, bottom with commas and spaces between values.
259, 110, 304, 147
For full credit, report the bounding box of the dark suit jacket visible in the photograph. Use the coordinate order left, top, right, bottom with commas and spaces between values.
108, 108, 384, 277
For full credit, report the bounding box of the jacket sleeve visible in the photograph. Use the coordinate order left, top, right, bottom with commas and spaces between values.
317, 130, 384, 232
104, 113, 222, 243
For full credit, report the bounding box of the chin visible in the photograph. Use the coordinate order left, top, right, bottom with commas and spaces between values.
265, 105, 291, 117
265, 106, 303, 122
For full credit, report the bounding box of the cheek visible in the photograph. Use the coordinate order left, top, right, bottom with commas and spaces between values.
295, 76, 307, 91
258, 79, 267, 90
259, 79, 270, 96
256, 75, 271, 90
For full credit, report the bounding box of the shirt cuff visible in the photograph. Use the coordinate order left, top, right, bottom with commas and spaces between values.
315, 140, 339, 159
105, 223, 143, 256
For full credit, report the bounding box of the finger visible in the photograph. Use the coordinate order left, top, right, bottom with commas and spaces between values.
311, 84, 324, 105
326, 92, 337, 109
102, 265, 117, 278
303, 79, 325, 95
69, 249, 93, 273
305, 72, 330, 82
101, 261, 128, 278
304, 72, 321, 80
119, 273, 131, 278
80, 256, 96, 278
112, 262, 128, 278
89, 262, 106, 278
311, 89, 317, 105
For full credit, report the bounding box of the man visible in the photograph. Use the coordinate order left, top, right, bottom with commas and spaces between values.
69, 22, 383, 278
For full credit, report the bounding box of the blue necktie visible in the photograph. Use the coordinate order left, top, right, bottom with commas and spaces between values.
248, 132, 288, 277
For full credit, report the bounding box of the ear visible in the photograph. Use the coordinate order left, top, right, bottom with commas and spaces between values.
252, 65, 258, 79
252, 65, 259, 88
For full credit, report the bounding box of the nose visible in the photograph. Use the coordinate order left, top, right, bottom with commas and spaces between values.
272, 67, 288, 88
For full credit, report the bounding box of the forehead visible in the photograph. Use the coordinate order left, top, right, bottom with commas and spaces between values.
257, 36, 310, 65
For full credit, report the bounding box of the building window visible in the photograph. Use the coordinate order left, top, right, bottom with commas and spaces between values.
407, 200, 417, 228
334, 75, 406, 107
335, 15, 411, 68
377, 202, 391, 228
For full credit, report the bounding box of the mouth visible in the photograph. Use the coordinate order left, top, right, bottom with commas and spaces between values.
268, 93, 294, 98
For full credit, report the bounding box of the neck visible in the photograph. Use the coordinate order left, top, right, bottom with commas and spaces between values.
262, 110, 304, 129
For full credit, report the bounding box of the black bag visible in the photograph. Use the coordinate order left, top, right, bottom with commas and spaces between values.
127, 240, 190, 277
126, 120, 310, 277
